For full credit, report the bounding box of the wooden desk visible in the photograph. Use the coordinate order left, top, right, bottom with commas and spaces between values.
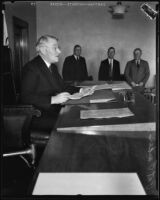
29, 131, 155, 195
56, 90, 156, 133
29, 82, 157, 195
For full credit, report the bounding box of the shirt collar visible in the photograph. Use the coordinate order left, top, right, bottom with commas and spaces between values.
108, 58, 113, 63
135, 59, 140, 64
74, 55, 79, 60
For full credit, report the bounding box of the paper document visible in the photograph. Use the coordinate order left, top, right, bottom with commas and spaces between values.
110, 82, 132, 90
94, 83, 111, 91
80, 107, 134, 119
90, 98, 116, 103
33, 173, 145, 195
68, 86, 95, 100
93, 82, 132, 91
68, 92, 83, 100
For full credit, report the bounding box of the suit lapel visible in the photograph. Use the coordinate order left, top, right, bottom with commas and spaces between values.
113, 59, 115, 73
137, 60, 144, 76
37, 56, 58, 89
72, 55, 77, 63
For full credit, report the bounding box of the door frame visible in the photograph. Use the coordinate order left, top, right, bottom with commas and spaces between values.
12, 16, 29, 94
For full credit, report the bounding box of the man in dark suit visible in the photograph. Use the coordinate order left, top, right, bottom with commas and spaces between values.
124, 48, 150, 93
62, 45, 91, 81
21, 35, 93, 132
98, 47, 121, 81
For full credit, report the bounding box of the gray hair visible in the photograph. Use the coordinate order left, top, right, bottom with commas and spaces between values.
36, 35, 58, 53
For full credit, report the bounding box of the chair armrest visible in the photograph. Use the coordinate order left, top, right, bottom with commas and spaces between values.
4, 105, 41, 117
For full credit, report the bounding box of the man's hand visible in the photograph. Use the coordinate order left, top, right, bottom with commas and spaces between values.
139, 82, 144, 87
51, 92, 70, 104
131, 82, 136, 87
79, 86, 95, 96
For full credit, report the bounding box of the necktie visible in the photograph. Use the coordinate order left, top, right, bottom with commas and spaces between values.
109, 60, 112, 78
136, 61, 140, 69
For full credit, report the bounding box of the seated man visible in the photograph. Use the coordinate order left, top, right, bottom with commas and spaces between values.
98, 47, 121, 81
62, 45, 92, 81
124, 48, 150, 93
21, 35, 92, 132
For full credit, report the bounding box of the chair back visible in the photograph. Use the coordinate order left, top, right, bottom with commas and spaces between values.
2, 46, 17, 105
2, 106, 34, 152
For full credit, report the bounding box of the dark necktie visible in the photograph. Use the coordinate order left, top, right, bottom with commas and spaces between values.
136, 61, 140, 69
109, 60, 112, 78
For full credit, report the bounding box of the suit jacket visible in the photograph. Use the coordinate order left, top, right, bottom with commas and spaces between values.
62, 55, 88, 81
21, 55, 79, 111
98, 58, 120, 81
124, 59, 150, 87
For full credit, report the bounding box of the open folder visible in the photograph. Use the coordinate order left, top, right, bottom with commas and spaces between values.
80, 107, 134, 119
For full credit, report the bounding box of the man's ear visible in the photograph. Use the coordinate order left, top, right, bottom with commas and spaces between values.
40, 46, 46, 55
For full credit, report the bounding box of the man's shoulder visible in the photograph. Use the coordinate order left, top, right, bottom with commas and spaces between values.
114, 59, 120, 64
65, 55, 74, 60
80, 56, 86, 61
141, 59, 148, 64
126, 59, 135, 65
23, 56, 41, 71
101, 59, 108, 64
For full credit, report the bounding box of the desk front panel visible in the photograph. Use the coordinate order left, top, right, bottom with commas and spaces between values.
29, 131, 156, 195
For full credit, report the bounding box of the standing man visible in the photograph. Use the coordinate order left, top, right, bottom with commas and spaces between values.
98, 47, 120, 81
124, 48, 150, 92
62, 45, 91, 81
21, 35, 92, 132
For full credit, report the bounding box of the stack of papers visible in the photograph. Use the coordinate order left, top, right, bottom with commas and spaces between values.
109, 82, 132, 90
68, 86, 95, 100
80, 107, 134, 119
90, 98, 116, 103
93, 82, 132, 91
94, 83, 111, 91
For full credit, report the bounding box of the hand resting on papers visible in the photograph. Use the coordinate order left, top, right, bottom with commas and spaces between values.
69, 86, 96, 100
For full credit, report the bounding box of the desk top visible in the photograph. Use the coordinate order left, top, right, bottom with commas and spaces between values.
56, 90, 155, 133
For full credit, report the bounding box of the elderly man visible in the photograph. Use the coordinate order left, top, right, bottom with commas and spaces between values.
21, 35, 92, 132
98, 47, 121, 81
124, 48, 150, 92
62, 44, 91, 81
